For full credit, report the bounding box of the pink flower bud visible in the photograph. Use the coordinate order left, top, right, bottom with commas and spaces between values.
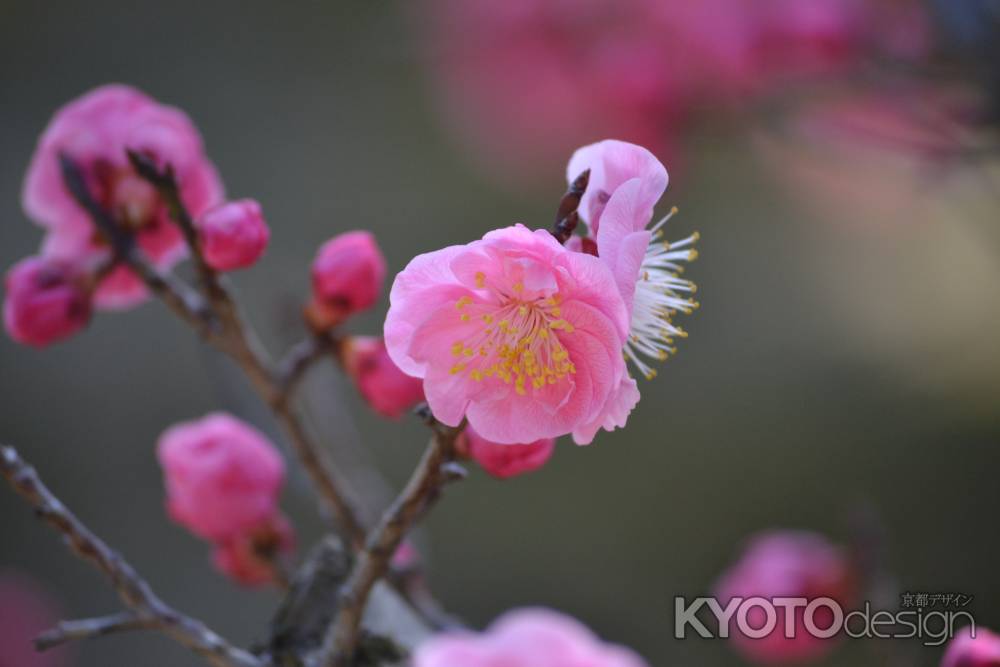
310, 231, 386, 325
3, 256, 91, 347
457, 426, 555, 479
157, 413, 286, 542
414, 608, 649, 667
211, 514, 294, 588
941, 627, 1000, 667
714, 531, 857, 664
197, 199, 270, 271
343, 336, 425, 419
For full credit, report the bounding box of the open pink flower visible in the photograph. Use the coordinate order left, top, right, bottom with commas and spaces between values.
941, 626, 1000, 667
414, 607, 648, 667
343, 336, 425, 419
714, 531, 857, 664
157, 412, 285, 542
22, 84, 224, 310
458, 425, 555, 479
567, 140, 699, 382
197, 199, 270, 271
384, 224, 632, 445
4, 255, 91, 347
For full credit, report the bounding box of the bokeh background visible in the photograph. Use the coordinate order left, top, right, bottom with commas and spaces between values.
1, 2, 999, 666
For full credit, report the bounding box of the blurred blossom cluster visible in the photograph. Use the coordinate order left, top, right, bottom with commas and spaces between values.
416, 0, 933, 180
158, 413, 294, 587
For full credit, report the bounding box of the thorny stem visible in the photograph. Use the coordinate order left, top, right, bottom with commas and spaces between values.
0, 446, 264, 667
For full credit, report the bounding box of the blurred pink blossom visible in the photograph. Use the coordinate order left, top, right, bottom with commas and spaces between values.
197, 199, 270, 271
416, 0, 929, 182
940, 626, 1000, 667
714, 531, 857, 664
0, 571, 70, 667
342, 336, 425, 419
757, 84, 980, 231
3, 255, 91, 347
157, 412, 286, 543
211, 514, 294, 587
308, 231, 387, 329
413, 607, 648, 667
22, 84, 224, 309
391, 541, 420, 571
384, 224, 631, 444
458, 425, 555, 479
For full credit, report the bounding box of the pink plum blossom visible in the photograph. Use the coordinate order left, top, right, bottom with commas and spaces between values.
343, 336, 425, 419
157, 412, 286, 542
211, 514, 294, 587
714, 531, 857, 664
309, 231, 387, 328
566, 140, 699, 382
940, 626, 1000, 667
384, 224, 634, 445
413, 607, 649, 667
416, 0, 929, 182
197, 199, 270, 271
3, 255, 91, 347
22, 84, 224, 310
458, 425, 555, 479
0, 572, 70, 667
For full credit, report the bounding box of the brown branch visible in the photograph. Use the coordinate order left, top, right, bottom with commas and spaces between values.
60, 154, 367, 549
58, 154, 217, 338
35, 611, 156, 650
0, 445, 264, 667
316, 416, 466, 667
127, 149, 223, 302
274, 332, 342, 401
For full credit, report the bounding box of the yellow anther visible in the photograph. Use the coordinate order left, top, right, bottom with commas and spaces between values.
512, 282, 523, 293
482, 314, 494, 324
471, 370, 483, 381
460, 313, 471, 322
475, 271, 486, 288
455, 295, 473, 309
451, 342, 464, 356
687, 250, 699, 261
450, 363, 466, 375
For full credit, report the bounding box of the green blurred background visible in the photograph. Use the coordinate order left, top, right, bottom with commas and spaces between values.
1, 2, 999, 666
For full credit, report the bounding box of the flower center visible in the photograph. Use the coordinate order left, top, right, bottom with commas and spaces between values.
450, 276, 576, 396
